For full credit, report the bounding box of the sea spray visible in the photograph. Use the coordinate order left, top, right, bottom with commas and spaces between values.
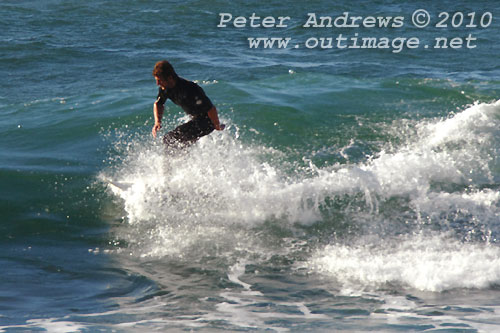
101, 101, 500, 294
309, 101, 500, 292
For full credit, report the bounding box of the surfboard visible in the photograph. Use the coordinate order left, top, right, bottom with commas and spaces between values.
107, 180, 133, 195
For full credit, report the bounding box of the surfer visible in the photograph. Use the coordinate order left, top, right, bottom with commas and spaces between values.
151, 60, 224, 147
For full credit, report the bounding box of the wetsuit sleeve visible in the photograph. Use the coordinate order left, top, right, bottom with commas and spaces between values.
190, 83, 214, 115
156, 88, 167, 105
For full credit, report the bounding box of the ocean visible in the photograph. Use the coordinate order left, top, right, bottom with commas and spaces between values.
1, 0, 500, 332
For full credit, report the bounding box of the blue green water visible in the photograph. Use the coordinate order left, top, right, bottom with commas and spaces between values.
1, 1, 500, 331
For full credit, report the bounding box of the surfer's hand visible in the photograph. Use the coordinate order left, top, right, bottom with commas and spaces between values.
152, 122, 162, 137
215, 123, 225, 131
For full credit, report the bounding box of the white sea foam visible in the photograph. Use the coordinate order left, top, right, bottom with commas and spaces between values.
0, 318, 88, 333
101, 123, 299, 258
309, 233, 500, 292
307, 101, 500, 292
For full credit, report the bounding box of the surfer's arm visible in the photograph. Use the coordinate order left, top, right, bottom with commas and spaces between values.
207, 106, 224, 131
152, 97, 164, 138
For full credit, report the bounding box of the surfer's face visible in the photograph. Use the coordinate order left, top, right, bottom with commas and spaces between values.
155, 75, 177, 89
155, 76, 168, 89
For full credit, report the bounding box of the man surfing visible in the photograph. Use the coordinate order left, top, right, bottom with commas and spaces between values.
152, 60, 224, 147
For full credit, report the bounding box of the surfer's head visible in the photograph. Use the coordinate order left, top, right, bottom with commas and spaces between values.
153, 60, 178, 89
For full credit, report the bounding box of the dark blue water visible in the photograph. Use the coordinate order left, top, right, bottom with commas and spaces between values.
1, 1, 500, 331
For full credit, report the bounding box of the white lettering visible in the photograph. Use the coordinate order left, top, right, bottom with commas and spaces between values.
217, 13, 232, 27
219, 12, 290, 28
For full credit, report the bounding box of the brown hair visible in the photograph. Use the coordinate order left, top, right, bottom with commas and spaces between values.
152, 60, 178, 80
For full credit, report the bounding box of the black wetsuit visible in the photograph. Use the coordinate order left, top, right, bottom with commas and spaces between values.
157, 77, 215, 146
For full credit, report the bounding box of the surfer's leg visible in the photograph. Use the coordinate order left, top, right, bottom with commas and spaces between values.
163, 124, 191, 148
